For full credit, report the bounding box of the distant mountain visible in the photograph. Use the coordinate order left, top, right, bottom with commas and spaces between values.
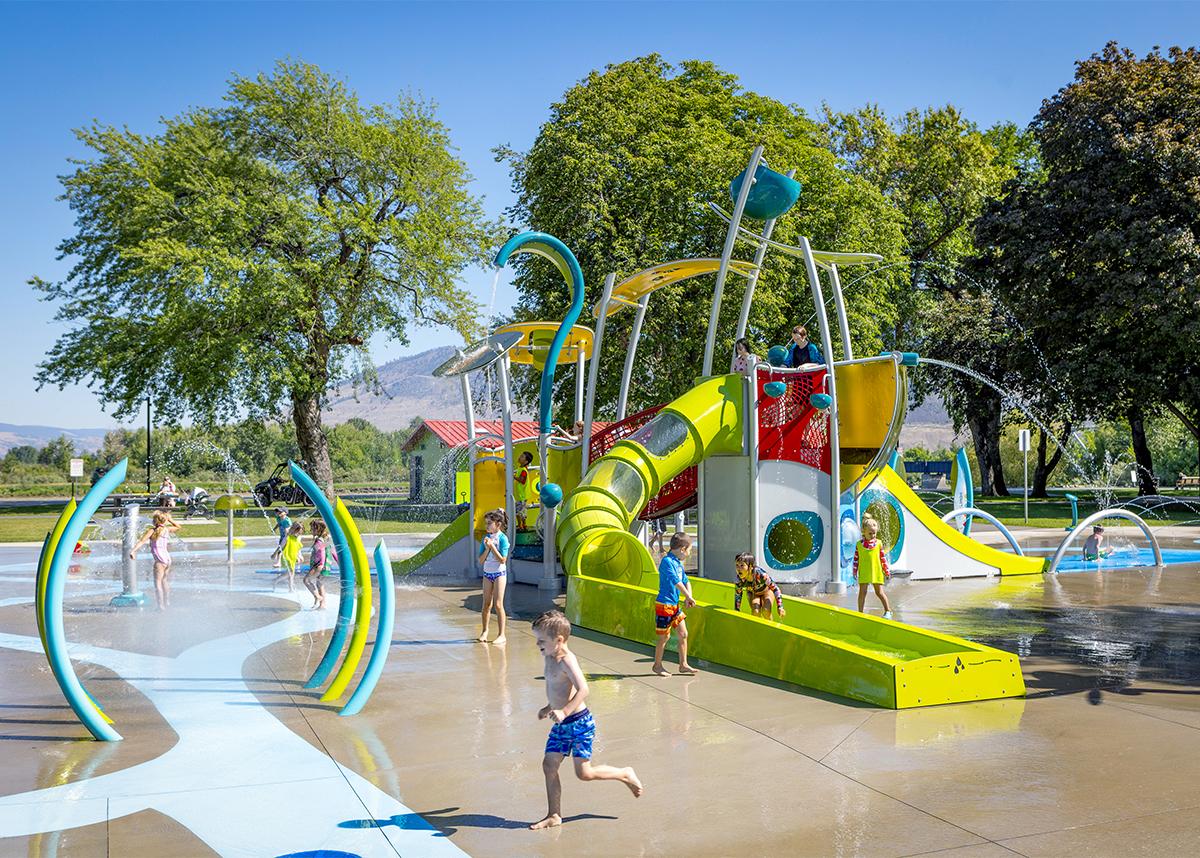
899, 396, 958, 452
324, 346, 482, 430
0, 423, 114, 455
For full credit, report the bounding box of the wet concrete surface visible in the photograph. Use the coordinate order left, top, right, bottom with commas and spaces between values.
0, 539, 1198, 856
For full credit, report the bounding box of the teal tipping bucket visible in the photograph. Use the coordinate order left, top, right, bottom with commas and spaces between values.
729, 164, 801, 221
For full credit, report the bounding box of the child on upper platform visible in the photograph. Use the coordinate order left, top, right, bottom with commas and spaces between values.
854, 516, 893, 618
732, 552, 786, 620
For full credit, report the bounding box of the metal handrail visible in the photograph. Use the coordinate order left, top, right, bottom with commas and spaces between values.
1047, 509, 1163, 574
939, 507, 1025, 556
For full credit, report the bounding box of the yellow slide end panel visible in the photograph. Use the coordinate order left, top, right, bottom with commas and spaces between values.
879, 468, 1045, 576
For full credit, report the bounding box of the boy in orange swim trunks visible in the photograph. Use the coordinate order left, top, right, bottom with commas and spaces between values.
652, 532, 698, 676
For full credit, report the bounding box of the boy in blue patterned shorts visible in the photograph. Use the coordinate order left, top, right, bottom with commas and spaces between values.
530, 610, 643, 830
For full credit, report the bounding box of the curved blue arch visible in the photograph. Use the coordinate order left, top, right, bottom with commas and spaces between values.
953, 447, 975, 536
45, 458, 128, 741
340, 540, 394, 717
289, 461, 355, 690
494, 232, 585, 435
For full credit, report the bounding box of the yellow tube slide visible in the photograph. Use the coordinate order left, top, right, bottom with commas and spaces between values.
555, 374, 745, 583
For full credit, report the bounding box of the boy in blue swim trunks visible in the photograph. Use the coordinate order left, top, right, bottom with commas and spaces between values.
652, 531, 698, 676
530, 610, 643, 830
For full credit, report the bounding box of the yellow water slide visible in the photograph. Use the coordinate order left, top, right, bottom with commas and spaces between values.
555, 374, 745, 582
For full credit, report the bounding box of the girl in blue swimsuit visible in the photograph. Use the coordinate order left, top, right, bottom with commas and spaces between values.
476, 508, 510, 644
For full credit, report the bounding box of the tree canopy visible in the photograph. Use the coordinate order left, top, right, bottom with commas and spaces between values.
497, 55, 906, 419
33, 60, 499, 490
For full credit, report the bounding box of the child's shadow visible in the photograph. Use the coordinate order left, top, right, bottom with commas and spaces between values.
340, 807, 617, 836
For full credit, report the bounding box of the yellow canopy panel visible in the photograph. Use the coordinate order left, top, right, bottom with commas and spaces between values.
596, 258, 757, 318
493, 322, 595, 367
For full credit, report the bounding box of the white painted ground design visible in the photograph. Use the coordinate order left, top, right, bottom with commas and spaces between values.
0, 571, 467, 858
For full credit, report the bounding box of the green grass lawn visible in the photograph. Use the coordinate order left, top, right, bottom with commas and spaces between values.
0, 510, 446, 543
945, 493, 1200, 529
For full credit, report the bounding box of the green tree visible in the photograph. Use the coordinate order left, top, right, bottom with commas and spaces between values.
824, 106, 1037, 493
33, 60, 499, 491
973, 43, 1200, 495
36, 435, 75, 470
497, 56, 906, 418
4, 446, 39, 465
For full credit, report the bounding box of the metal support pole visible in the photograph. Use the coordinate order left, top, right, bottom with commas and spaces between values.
574, 349, 585, 426
583, 273, 616, 474
539, 430, 558, 593
497, 356, 517, 553
111, 503, 145, 607
1024, 448, 1029, 524
828, 264, 854, 361
145, 398, 151, 494
733, 168, 794, 355
616, 293, 650, 421
226, 509, 234, 564
703, 145, 763, 377
461, 371, 477, 578
799, 237, 845, 594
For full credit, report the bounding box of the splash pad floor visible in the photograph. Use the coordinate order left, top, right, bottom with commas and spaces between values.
0, 543, 1199, 856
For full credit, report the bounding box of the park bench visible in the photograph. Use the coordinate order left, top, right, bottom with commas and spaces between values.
1176, 475, 1200, 490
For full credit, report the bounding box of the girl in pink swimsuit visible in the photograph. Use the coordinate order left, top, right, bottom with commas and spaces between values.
131, 510, 181, 611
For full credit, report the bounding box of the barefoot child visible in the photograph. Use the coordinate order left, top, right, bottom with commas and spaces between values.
514, 451, 534, 531
273, 522, 304, 593
854, 517, 893, 618
270, 507, 291, 568
475, 508, 510, 644
733, 552, 786, 620
130, 511, 181, 611
652, 532, 698, 676
303, 521, 328, 609
1083, 525, 1111, 561
530, 610, 642, 830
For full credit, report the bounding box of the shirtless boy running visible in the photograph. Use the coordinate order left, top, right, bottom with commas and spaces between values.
530, 610, 643, 829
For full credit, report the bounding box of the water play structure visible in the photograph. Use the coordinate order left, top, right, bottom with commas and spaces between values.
406, 147, 1039, 707
33, 458, 393, 740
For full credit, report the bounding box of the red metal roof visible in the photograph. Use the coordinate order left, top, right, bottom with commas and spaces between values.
403, 419, 610, 452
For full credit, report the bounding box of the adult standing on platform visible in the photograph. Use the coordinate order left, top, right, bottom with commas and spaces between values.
785, 325, 824, 368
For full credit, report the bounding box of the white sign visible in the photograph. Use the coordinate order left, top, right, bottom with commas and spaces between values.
69, 458, 85, 478
1017, 429, 1032, 452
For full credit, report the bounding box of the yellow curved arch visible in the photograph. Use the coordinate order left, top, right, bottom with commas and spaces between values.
321, 498, 373, 701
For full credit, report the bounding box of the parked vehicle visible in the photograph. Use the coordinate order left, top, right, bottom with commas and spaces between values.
253, 462, 312, 508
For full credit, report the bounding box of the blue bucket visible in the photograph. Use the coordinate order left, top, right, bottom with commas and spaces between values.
729, 164, 801, 221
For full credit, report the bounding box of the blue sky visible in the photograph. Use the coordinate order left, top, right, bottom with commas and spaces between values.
1, 0, 1196, 428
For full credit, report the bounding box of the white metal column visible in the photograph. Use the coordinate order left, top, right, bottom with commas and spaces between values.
497, 355, 517, 552
583, 273, 616, 473
733, 167, 795, 356
574, 349, 585, 425
616, 293, 651, 421
460, 370, 477, 577
798, 238, 845, 593
703, 145, 763, 377
827, 263, 854, 361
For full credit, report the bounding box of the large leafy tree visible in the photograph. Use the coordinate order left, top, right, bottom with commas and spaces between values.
34, 61, 498, 491
974, 43, 1200, 494
497, 56, 905, 418
823, 106, 1037, 493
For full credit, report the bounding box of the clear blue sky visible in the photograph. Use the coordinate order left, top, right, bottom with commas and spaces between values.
1, 0, 1195, 428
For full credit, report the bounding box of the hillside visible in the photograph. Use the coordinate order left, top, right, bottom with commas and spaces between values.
323, 346, 472, 430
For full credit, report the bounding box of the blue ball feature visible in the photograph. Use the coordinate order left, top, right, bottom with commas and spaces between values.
729, 164, 802, 221
764, 381, 788, 399
809, 392, 833, 410
767, 345, 788, 367
539, 482, 564, 509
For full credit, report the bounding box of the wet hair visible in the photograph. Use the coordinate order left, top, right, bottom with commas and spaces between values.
518, 451, 533, 465
1093, 525, 1104, 533
484, 507, 508, 529
861, 516, 879, 535
532, 609, 571, 640
275, 507, 288, 515
670, 531, 692, 551
288, 522, 304, 536
151, 511, 170, 527
310, 520, 327, 538
734, 337, 750, 354
734, 551, 756, 568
